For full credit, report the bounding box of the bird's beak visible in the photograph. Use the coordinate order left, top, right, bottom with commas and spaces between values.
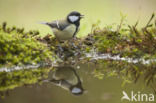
80, 15, 84, 18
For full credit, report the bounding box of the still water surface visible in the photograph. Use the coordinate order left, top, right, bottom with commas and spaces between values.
0, 63, 153, 103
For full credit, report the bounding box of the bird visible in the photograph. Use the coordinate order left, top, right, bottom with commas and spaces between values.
40, 11, 84, 41
43, 66, 85, 96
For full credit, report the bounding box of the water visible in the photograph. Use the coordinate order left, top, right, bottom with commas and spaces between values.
0, 53, 155, 72
0, 62, 154, 103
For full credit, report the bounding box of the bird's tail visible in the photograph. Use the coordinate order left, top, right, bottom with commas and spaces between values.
38, 21, 48, 25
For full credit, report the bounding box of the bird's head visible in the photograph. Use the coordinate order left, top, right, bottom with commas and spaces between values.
67, 11, 84, 24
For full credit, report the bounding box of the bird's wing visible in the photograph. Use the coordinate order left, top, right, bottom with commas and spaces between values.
47, 20, 70, 31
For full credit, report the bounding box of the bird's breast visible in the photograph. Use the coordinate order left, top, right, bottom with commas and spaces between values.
52, 24, 76, 40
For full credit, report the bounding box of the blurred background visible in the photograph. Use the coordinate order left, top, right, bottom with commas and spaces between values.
0, 0, 155, 36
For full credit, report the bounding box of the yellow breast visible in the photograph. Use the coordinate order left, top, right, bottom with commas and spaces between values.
52, 24, 76, 41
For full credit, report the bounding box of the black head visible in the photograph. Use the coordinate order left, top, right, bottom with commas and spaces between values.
67, 11, 84, 24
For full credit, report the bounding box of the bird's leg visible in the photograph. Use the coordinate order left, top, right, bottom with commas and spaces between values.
57, 44, 64, 52
70, 37, 78, 49
71, 42, 77, 49
55, 39, 64, 58
55, 39, 64, 52
56, 43, 64, 58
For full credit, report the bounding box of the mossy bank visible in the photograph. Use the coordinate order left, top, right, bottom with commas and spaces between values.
0, 14, 156, 96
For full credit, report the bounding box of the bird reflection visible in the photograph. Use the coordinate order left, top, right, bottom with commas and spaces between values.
44, 66, 84, 96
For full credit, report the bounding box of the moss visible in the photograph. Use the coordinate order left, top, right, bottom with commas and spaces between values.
0, 67, 51, 92
82, 14, 156, 91
86, 14, 156, 59
0, 14, 156, 95
0, 22, 55, 67
91, 59, 156, 89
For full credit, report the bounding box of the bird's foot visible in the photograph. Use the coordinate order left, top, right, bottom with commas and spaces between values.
57, 45, 64, 52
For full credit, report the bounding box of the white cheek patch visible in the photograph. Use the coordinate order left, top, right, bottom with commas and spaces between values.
69, 16, 79, 22
71, 87, 82, 94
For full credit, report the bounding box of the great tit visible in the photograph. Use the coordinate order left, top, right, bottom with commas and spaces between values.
46, 66, 84, 96
41, 11, 84, 41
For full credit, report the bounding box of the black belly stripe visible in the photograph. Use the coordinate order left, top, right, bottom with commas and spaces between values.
73, 26, 79, 37
73, 22, 80, 37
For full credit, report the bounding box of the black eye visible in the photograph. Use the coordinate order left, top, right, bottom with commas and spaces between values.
76, 13, 81, 16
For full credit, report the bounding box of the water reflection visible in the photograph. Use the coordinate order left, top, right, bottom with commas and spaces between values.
0, 63, 154, 103
44, 66, 84, 96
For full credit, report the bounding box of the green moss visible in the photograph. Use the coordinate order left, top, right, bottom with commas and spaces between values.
0, 22, 55, 67
0, 67, 51, 92
0, 13, 156, 94
87, 14, 156, 59
82, 14, 156, 90
91, 59, 156, 88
